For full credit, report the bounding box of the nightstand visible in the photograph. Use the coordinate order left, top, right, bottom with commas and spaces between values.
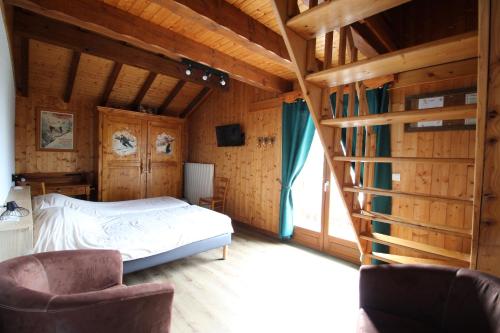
0, 186, 33, 261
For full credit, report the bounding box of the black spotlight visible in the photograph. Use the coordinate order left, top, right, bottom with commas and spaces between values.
185, 64, 192, 76
219, 75, 226, 86
202, 70, 211, 81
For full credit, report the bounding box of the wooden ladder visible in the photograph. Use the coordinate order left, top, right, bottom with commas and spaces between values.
271, 0, 480, 267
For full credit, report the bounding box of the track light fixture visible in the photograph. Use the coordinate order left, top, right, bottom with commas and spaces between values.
181, 59, 229, 88
202, 70, 211, 81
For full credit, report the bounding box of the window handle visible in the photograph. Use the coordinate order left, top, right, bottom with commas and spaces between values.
323, 180, 330, 192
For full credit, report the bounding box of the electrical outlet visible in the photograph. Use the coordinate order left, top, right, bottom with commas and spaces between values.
392, 173, 401, 182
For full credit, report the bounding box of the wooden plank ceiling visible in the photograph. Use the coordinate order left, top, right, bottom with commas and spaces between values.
9, 0, 472, 115
101, 0, 366, 74
9, 0, 391, 109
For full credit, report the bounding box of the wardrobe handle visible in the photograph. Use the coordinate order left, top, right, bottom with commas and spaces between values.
140, 159, 144, 174
148, 158, 152, 173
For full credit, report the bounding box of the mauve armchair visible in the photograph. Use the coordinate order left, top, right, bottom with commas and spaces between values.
357, 264, 500, 333
0, 250, 174, 333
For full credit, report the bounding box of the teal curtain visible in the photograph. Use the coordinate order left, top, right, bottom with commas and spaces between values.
366, 84, 392, 262
279, 99, 316, 239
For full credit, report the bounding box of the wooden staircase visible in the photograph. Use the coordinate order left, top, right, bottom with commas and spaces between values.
271, 0, 481, 268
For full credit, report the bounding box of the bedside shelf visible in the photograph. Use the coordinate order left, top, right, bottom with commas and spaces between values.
0, 186, 33, 261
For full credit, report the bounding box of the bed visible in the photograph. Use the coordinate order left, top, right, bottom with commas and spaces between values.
31, 194, 233, 274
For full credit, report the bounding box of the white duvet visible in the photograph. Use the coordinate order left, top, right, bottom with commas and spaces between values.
32, 194, 233, 261
32, 193, 190, 217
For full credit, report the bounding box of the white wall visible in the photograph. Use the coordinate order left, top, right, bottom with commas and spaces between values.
0, 5, 15, 203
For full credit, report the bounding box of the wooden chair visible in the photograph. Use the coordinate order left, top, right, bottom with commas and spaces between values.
199, 177, 229, 213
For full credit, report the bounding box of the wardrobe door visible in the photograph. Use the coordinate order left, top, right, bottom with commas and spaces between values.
100, 114, 147, 201
146, 120, 182, 198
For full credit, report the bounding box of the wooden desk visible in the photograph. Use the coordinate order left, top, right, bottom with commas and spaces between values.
16, 172, 93, 200
45, 183, 91, 200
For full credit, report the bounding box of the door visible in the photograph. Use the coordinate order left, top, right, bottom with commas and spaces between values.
292, 132, 360, 263
146, 121, 182, 198
101, 114, 147, 201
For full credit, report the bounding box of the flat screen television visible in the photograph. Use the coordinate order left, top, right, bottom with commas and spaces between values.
216, 124, 245, 147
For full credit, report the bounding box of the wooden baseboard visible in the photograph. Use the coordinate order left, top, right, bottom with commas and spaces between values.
232, 220, 280, 240
232, 220, 361, 266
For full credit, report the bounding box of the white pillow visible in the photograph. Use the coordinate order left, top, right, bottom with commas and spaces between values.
33, 206, 108, 254
32, 193, 81, 212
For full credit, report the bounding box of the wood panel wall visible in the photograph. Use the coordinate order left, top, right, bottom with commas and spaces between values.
188, 80, 282, 234
389, 76, 476, 257
15, 93, 96, 173
386, 0, 477, 48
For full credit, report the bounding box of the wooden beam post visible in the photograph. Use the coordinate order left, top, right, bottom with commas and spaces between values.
63, 51, 81, 103
131, 72, 157, 109
160, 80, 186, 115
101, 62, 122, 106
180, 87, 213, 118
305, 0, 318, 74
362, 16, 398, 52
15, 36, 29, 97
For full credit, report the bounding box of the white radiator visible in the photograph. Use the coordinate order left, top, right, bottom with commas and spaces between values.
184, 162, 214, 205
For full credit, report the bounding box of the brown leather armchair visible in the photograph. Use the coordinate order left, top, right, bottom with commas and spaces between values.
0, 250, 174, 333
357, 264, 500, 333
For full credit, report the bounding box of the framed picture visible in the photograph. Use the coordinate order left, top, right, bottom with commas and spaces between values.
36, 108, 76, 151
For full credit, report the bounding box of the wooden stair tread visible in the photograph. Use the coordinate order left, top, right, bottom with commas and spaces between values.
344, 186, 473, 204
353, 211, 472, 238
368, 252, 469, 268
333, 156, 475, 165
321, 105, 476, 128
360, 232, 471, 262
307, 32, 478, 87
286, 0, 410, 39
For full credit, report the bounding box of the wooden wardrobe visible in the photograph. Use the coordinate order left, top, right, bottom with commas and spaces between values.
97, 107, 184, 201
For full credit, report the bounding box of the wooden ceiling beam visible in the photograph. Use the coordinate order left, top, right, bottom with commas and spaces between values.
160, 80, 185, 115
14, 36, 29, 97
63, 50, 81, 103
151, 0, 292, 69
13, 10, 228, 91
180, 87, 213, 118
351, 22, 385, 57
362, 16, 398, 52
7, 0, 292, 93
101, 62, 122, 106
131, 72, 157, 109
350, 13, 399, 59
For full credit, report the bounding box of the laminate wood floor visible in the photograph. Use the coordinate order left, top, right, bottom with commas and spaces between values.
124, 231, 360, 333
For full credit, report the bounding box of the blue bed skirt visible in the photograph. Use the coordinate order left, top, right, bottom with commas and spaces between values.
123, 233, 232, 274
